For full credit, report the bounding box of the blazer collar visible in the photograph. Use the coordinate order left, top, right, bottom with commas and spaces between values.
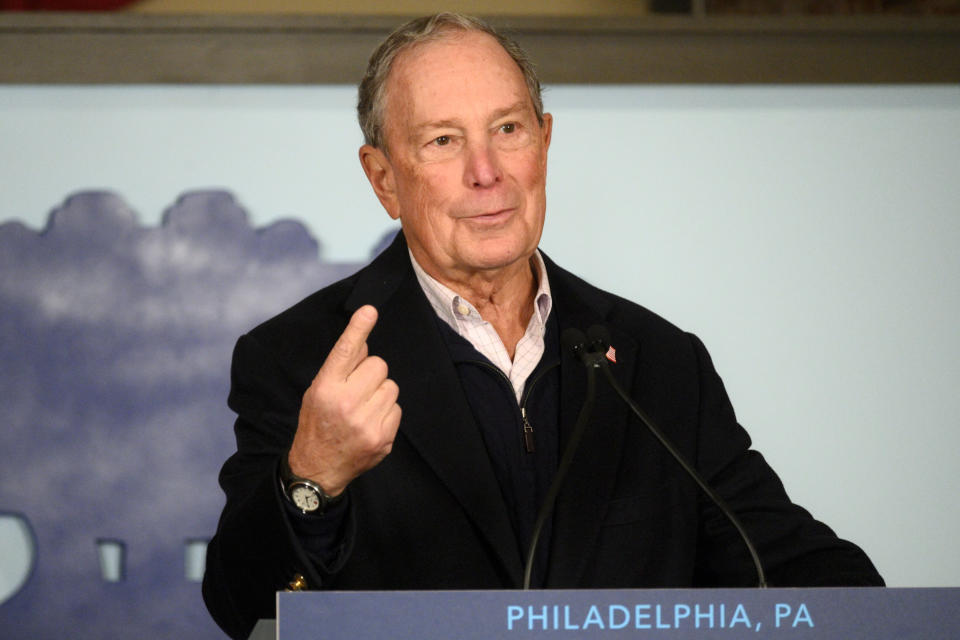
540, 255, 641, 587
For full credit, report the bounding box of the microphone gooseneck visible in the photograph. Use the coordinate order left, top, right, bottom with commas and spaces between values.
522, 329, 599, 590
585, 324, 768, 589
524, 325, 767, 589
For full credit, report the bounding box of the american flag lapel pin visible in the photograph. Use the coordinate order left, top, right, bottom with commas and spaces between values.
605, 345, 617, 364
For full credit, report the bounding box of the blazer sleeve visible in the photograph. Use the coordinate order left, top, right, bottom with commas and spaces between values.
202, 332, 356, 640
686, 332, 884, 587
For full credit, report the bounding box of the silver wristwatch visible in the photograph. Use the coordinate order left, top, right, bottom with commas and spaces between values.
279, 454, 343, 515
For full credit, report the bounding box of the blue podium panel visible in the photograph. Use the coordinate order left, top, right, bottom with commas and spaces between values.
276, 587, 959, 639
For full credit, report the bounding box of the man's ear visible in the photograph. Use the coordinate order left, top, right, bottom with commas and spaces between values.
541, 112, 553, 151
359, 144, 400, 220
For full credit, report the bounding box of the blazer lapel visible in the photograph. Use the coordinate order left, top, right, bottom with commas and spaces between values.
543, 258, 640, 587
345, 234, 524, 585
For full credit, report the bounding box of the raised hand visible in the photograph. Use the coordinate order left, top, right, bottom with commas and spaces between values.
287, 305, 401, 496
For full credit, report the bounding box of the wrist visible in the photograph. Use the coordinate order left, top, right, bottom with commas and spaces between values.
287, 445, 349, 497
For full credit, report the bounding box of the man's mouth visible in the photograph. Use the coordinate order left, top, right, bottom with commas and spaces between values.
467, 207, 515, 221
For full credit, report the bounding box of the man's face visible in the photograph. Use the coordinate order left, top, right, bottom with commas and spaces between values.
361, 30, 552, 285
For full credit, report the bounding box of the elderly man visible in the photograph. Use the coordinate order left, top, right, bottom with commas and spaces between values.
203, 13, 882, 639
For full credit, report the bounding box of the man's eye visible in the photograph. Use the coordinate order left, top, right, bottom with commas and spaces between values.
500, 123, 516, 134
434, 135, 450, 146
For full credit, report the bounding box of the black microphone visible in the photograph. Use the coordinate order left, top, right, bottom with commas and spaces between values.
586, 325, 610, 357
584, 324, 768, 589
561, 327, 588, 361
522, 328, 599, 590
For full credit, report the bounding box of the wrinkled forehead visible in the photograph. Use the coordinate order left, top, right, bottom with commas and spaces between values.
380, 31, 532, 138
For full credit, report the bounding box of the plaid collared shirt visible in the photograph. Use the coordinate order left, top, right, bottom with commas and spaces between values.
410, 250, 553, 403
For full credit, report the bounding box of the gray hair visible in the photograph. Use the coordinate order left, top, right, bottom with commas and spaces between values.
357, 13, 544, 150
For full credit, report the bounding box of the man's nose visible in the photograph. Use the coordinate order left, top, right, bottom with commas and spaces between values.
464, 140, 503, 188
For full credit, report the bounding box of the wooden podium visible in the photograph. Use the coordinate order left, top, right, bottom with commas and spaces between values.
252, 587, 960, 638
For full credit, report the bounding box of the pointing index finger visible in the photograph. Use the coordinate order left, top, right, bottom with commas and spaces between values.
323, 305, 378, 378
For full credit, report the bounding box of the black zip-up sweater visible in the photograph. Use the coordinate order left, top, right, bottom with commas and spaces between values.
434, 313, 561, 587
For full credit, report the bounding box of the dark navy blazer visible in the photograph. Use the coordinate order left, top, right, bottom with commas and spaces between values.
203, 232, 882, 639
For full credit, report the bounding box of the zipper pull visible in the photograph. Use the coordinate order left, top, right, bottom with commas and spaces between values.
521, 407, 536, 453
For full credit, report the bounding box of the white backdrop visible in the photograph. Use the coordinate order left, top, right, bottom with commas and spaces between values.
1, 84, 958, 593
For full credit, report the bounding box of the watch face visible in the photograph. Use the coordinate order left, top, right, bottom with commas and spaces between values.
291, 485, 320, 512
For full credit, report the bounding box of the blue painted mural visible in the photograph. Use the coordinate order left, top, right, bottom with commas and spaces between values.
0, 191, 393, 638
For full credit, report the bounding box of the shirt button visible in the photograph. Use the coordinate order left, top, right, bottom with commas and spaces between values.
457, 303, 470, 316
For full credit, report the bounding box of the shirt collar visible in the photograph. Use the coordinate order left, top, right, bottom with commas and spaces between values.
409, 250, 553, 336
